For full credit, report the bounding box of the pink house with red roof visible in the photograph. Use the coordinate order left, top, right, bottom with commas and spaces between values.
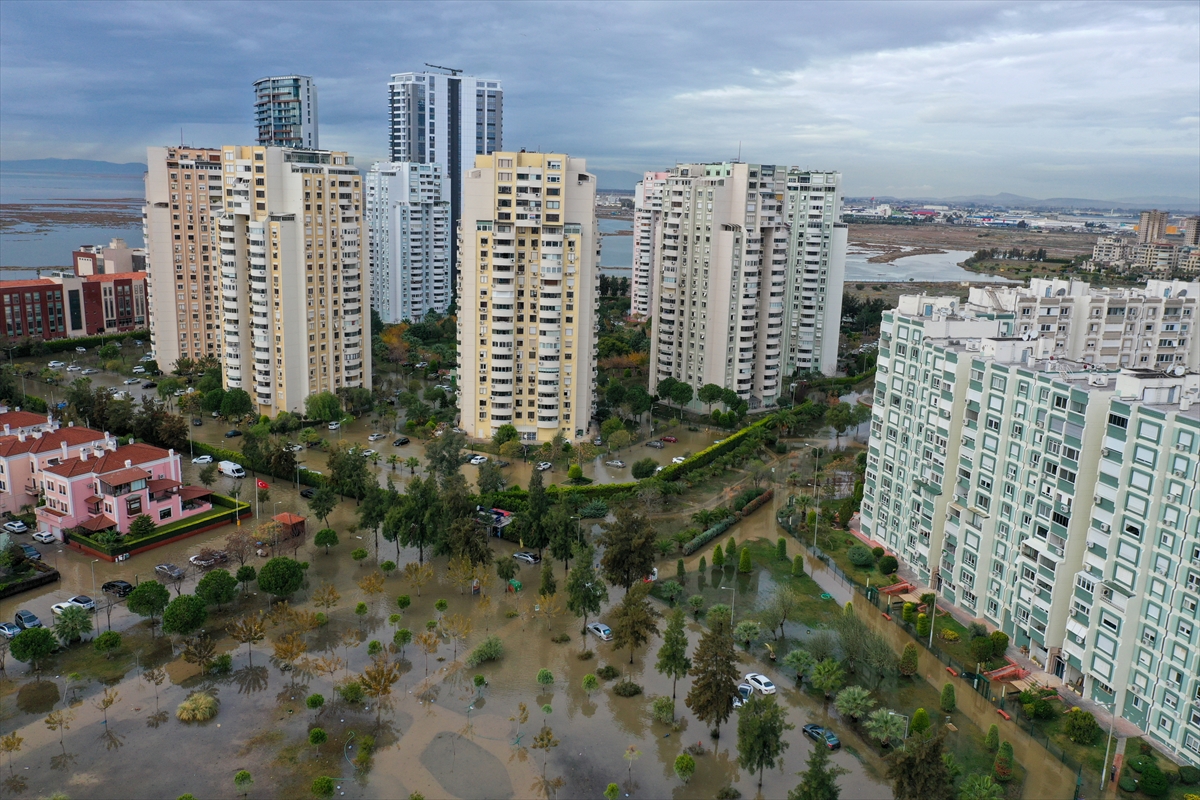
0, 421, 116, 517
35, 442, 212, 541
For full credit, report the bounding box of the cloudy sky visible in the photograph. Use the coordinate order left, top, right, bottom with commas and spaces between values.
2, 0, 1197, 199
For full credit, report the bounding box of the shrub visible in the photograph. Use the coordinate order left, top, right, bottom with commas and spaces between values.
612, 680, 642, 697
579, 499, 609, 518
176, 692, 218, 723
1127, 755, 1153, 773
990, 630, 1010, 658
94, 630, 122, 657
878, 555, 898, 575
871, 546, 885, 560
652, 696, 675, 725
968, 622, 988, 639
899, 643, 918, 676
1140, 764, 1168, 797
970, 636, 995, 664
916, 612, 930, 638
306, 694, 325, 710
993, 741, 1014, 782
939, 629, 959, 642
940, 683, 956, 713
550, 633, 570, 644
985, 724, 999, 752
911, 707, 930, 735
847, 544, 874, 567
902, 602, 916, 625
1063, 707, 1100, 745
337, 681, 365, 704
791, 555, 804, 577
596, 665, 620, 680
1180, 766, 1200, 785
1118, 775, 1137, 793
465, 635, 504, 667
737, 547, 752, 574
210, 653, 233, 674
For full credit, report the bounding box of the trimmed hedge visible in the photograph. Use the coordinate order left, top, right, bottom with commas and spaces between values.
67, 493, 250, 556
682, 489, 773, 556
190, 440, 325, 487
655, 417, 773, 483
4, 330, 149, 358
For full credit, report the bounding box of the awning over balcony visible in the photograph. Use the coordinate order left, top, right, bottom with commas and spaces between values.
78, 515, 117, 532
102, 467, 152, 485
148, 478, 182, 493
84, 495, 103, 505
179, 486, 213, 501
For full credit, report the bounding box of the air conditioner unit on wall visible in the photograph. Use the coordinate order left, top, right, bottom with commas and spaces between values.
1100, 523, 1111, 532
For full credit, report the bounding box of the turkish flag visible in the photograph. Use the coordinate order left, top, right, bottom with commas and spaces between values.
256, 479, 269, 490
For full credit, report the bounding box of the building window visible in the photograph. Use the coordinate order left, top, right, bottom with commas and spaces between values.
159, 508, 173, 521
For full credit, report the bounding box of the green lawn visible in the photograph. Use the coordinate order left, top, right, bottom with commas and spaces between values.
1117, 738, 1200, 800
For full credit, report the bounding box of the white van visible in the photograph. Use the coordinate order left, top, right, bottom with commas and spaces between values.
217, 461, 245, 478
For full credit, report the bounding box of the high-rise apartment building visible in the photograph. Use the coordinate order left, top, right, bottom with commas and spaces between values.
965, 278, 1198, 372
144, 146, 226, 369
365, 162, 450, 323
860, 291, 1200, 764
1139, 209, 1169, 245
254, 76, 319, 149
1183, 216, 1200, 247
630, 172, 669, 318
456, 152, 597, 443
217, 146, 369, 416
388, 71, 502, 285
646, 163, 845, 410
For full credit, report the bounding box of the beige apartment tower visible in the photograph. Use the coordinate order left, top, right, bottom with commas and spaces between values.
457, 152, 597, 443
1138, 209, 1169, 244
217, 146, 370, 417
144, 147, 226, 369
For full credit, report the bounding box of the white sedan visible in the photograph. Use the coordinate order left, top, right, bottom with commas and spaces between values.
123, 377, 140, 385
48, 360, 65, 368
469, 455, 488, 465
586, 622, 613, 641
535, 461, 552, 471
66, 365, 81, 372
368, 433, 385, 441
604, 459, 626, 468
671, 456, 686, 464
744, 673, 777, 695
362, 449, 378, 458
191, 455, 214, 464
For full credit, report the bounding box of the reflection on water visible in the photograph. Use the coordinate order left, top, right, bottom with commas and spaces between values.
846, 247, 1016, 284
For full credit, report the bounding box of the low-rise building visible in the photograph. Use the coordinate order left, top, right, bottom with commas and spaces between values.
0, 271, 149, 342
0, 425, 113, 517
35, 441, 205, 541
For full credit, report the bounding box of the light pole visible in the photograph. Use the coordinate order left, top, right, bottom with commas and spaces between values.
889, 711, 910, 741
90, 559, 100, 600
1100, 700, 1117, 789
716, 583, 736, 624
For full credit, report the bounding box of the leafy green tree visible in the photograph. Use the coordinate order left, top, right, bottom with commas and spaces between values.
1063, 708, 1100, 745
236, 565, 257, 593
674, 752, 696, 784
128, 513, 157, 539
809, 658, 845, 698
308, 486, 338, 527
737, 546, 752, 574
234, 770, 253, 798
698, 383, 724, 414
94, 630, 122, 658
992, 740, 1014, 782
305, 391, 341, 421
610, 582, 660, 664
492, 424, 518, 445
477, 460, 504, 495
834, 685, 876, 723
789, 734, 848, 800
911, 707, 931, 735
196, 569, 238, 608
221, 388, 253, 419
257, 557, 304, 599
712, 543, 725, 568
685, 605, 739, 738
127, 580, 171, 632
656, 609, 692, 702
984, 724, 999, 752
535, 561, 557, 597
314, 528, 339, 554
565, 541, 607, 636
630, 457, 657, 480
940, 683, 956, 713
598, 506, 657, 591
886, 727, 955, 800
52, 604, 93, 645
308, 727, 328, 752
11, 627, 57, 672
162, 594, 208, 637
737, 694, 794, 788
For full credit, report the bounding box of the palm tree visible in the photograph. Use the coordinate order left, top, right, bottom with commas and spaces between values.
834, 685, 875, 724
405, 457, 420, 475
958, 774, 1004, 800
387, 454, 400, 472
865, 708, 908, 748
691, 508, 717, 528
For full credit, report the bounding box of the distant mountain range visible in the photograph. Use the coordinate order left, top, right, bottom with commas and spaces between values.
1, 158, 147, 175
852, 192, 1199, 213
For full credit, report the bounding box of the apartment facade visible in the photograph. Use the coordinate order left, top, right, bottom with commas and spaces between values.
630, 172, 668, 318
0, 425, 110, 516
1139, 210, 1169, 245
388, 71, 503, 284
860, 294, 1200, 764
254, 75, 319, 149
646, 163, 845, 411
144, 146, 226, 369
217, 146, 369, 417
456, 152, 597, 443
966, 278, 1198, 372
73, 238, 145, 275
365, 162, 450, 323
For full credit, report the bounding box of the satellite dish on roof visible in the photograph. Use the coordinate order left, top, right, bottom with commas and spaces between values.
1056, 289, 1066, 296
1022, 332, 1031, 341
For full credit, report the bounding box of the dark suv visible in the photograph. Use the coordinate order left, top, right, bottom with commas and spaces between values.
102, 580, 134, 598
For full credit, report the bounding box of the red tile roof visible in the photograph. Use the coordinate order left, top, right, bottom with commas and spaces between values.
100, 466, 152, 485
42, 442, 172, 479
0, 410, 52, 429
78, 515, 117, 532
0, 427, 108, 458
274, 512, 306, 525
179, 485, 213, 501
148, 478, 181, 492
0, 278, 58, 291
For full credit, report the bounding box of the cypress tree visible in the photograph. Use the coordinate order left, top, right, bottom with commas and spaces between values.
712, 544, 725, 568
738, 547, 752, 574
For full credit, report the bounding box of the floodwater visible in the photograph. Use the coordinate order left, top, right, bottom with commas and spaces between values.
845, 246, 1017, 284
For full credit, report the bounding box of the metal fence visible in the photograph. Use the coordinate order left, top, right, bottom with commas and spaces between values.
778, 510, 1090, 793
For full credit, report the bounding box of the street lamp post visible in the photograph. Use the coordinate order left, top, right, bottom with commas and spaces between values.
716, 583, 736, 623
90, 559, 99, 600
889, 711, 911, 741
1100, 700, 1117, 789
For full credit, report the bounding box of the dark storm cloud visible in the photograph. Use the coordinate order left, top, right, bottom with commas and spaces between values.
1, 0, 1196, 199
